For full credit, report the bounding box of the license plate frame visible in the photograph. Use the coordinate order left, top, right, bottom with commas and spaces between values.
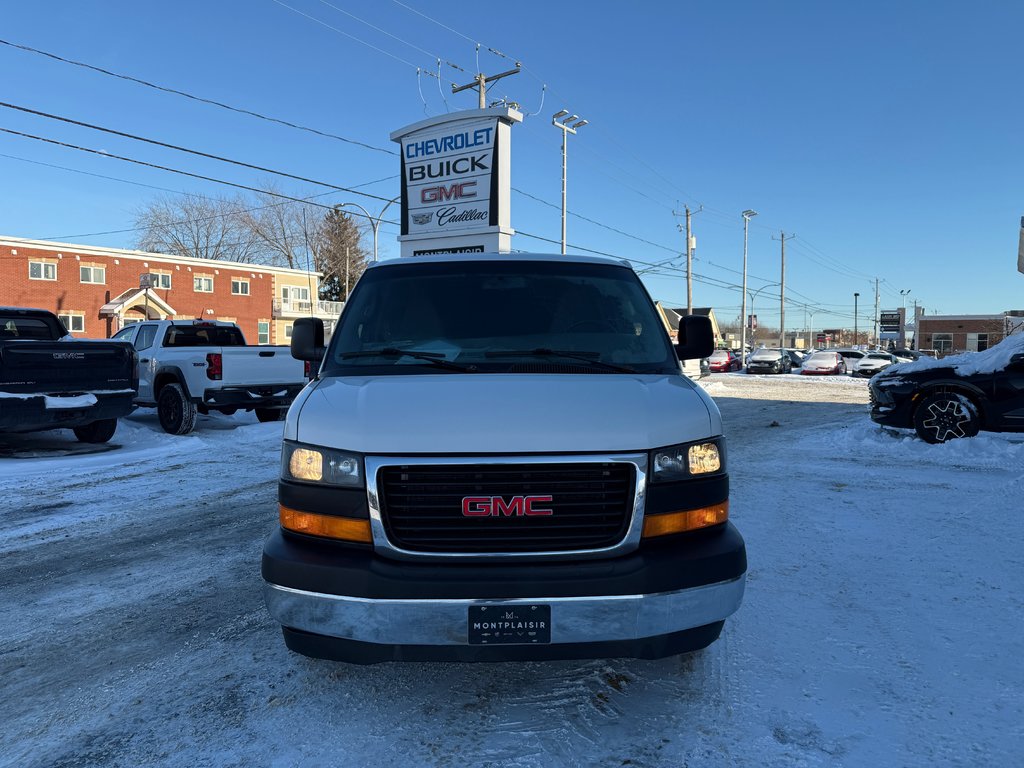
467, 604, 551, 645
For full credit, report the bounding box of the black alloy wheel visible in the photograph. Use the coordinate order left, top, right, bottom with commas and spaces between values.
157, 383, 198, 435
913, 392, 981, 444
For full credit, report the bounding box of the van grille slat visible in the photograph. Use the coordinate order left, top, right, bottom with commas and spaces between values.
378, 462, 635, 553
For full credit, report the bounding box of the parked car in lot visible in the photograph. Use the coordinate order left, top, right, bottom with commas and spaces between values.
783, 349, 806, 369
0, 307, 136, 442
745, 347, 793, 374
893, 348, 920, 362
870, 333, 1024, 443
833, 348, 866, 367
707, 349, 742, 372
854, 351, 899, 377
800, 350, 847, 375
112, 319, 308, 434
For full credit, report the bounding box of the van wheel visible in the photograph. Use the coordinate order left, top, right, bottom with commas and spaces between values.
158, 383, 198, 435
255, 408, 282, 423
73, 419, 118, 443
913, 392, 980, 444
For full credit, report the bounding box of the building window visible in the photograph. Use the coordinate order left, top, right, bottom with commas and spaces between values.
29, 261, 56, 281
80, 265, 106, 284
966, 333, 989, 352
58, 313, 85, 333
231, 278, 250, 295
257, 321, 270, 345
154, 272, 172, 289
194, 276, 214, 293
933, 333, 953, 355
284, 323, 294, 339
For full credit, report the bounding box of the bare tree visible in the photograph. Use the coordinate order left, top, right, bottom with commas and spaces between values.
236, 183, 324, 270
134, 192, 261, 262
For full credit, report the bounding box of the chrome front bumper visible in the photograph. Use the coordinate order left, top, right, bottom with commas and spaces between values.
264, 576, 746, 646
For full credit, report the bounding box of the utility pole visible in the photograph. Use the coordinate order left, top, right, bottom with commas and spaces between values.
912, 300, 919, 351
874, 278, 881, 347
740, 210, 758, 355
854, 292, 860, 346
672, 205, 702, 314
772, 231, 794, 348
451, 65, 521, 109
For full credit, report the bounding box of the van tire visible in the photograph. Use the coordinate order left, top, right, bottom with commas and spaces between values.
256, 408, 282, 423
73, 418, 118, 443
158, 383, 198, 435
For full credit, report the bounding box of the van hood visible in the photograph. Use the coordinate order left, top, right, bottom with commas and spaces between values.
291, 374, 719, 454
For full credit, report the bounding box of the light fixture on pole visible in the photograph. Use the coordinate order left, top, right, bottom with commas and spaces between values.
335, 197, 400, 263
747, 282, 780, 346
740, 210, 758, 356
854, 292, 860, 346
552, 110, 588, 255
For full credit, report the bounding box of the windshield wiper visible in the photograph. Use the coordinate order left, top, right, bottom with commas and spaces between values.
340, 347, 475, 372
485, 348, 636, 373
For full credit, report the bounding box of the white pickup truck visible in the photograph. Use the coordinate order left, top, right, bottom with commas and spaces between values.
112, 319, 307, 434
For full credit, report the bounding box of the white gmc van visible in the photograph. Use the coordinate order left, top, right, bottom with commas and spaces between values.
262, 253, 746, 663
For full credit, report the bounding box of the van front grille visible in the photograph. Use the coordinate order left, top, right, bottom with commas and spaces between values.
378, 463, 635, 553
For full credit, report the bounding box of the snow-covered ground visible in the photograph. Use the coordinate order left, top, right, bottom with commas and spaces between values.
1, 376, 1022, 767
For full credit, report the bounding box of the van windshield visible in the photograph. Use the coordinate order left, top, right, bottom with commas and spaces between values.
323, 260, 679, 375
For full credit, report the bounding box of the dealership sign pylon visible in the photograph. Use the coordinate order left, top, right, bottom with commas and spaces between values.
391, 107, 522, 257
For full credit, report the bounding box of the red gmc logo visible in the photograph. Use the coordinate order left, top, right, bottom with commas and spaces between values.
421, 181, 477, 203
461, 495, 554, 517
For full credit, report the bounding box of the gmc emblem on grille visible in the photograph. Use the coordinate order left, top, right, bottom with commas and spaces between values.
461, 495, 554, 517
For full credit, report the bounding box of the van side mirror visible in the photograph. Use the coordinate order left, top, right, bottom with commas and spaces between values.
675, 315, 714, 361
291, 317, 325, 362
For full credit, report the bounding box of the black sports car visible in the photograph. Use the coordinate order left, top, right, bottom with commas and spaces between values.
869, 335, 1024, 443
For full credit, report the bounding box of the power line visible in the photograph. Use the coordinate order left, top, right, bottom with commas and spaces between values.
0, 125, 402, 227
269, 0, 448, 82
0, 37, 396, 156
0, 101, 396, 203
512, 186, 679, 255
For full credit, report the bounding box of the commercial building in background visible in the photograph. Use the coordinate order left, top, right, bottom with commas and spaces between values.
916, 312, 1024, 357
0, 236, 342, 343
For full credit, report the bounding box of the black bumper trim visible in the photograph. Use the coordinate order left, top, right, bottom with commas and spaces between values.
281, 621, 724, 664
261, 522, 746, 601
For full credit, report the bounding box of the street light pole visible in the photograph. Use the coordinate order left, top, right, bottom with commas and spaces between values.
854, 292, 860, 346
336, 197, 400, 263
552, 110, 588, 255
747, 282, 780, 347
740, 210, 758, 355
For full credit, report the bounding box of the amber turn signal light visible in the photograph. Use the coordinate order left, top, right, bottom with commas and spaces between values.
279, 505, 372, 543
642, 501, 729, 538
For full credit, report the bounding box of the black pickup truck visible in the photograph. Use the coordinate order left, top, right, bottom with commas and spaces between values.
0, 307, 137, 442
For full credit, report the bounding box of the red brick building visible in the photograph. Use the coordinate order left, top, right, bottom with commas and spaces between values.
915, 313, 1013, 357
0, 236, 342, 344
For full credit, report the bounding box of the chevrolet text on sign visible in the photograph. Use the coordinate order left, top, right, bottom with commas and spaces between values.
401, 117, 498, 237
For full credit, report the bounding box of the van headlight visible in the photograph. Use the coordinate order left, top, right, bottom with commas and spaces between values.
281, 440, 363, 487
650, 438, 724, 482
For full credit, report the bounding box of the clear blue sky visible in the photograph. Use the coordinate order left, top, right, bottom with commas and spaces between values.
1, 1, 1022, 330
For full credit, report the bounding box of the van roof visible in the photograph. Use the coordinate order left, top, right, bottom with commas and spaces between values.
367, 252, 632, 269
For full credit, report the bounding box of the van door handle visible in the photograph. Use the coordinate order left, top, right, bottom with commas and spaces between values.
140, 358, 150, 363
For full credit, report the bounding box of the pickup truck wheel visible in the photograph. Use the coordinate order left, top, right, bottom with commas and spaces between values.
158, 383, 198, 435
255, 407, 283, 423
72, 418, 118, 443
913, 392, 980, 444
